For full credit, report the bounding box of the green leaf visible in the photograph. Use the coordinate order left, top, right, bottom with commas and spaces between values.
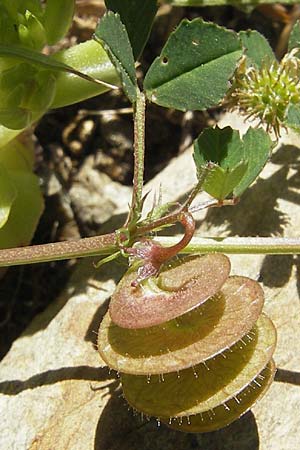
0, 62, 56, 129
0, 163, 17, 228
193, 126, 271, 200
288, 20, 300, 51
43, 0, 75, 45
52, 40, 120, 109
285, 103, 300, 131
0, 140, 34, 172
0, 44, 116, 89
105, 0, 157, 60
18, 10, 47, 50
239, 30, 274, 68
144, 18, 242, 111
204, 162, 248, 200
234, 127, 272, 197
0, 138, 43, 248
0, 170, 44, 248
94, 11, 137, 103
194, 126, 241, 169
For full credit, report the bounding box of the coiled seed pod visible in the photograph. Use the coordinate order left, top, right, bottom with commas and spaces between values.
98, 254, 276, 432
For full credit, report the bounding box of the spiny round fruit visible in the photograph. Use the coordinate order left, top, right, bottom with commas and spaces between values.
228, 50, 300, 137
165, 360, 276, 433
121, 314, 276, 418
98, 276, 265, 374
109, 253, 231, 329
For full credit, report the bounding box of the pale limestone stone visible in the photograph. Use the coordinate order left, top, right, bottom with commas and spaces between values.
0, 116, 299, 449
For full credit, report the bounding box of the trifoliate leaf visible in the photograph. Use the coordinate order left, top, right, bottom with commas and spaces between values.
193, 126, 271, 200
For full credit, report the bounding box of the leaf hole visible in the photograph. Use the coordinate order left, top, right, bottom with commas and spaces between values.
161, 56, 169, 65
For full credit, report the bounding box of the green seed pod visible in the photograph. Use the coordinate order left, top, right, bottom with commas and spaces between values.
98, 276, 265, 374
121, 314, 276, 420
109, 254, 231, 328
98, 252, 277, 433
166, 360, 276, 433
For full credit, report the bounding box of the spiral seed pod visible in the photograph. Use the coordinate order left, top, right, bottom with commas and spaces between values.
97, 254, 276, 433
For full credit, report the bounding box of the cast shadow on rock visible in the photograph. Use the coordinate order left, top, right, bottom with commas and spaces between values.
203, 142, 300, 236
85, 298, 110, 344
271, 144, 300, 167
204, 165, 291, 237
20, 257, 126, 342
94, 389, 259, 450
259, 255, 300, 300
275, 368, 300, 386
0, 365, 119, 396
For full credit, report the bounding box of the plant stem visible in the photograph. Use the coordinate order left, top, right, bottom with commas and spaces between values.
183, 164, 211, 210
163, 0, 298, 6
156, 236, 300, 255
0, 235, 299, 267
125, 89, 146, 227
0, 233, 117, 267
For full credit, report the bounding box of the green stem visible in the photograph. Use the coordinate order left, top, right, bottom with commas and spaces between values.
125, 89, 146, 227
183, 163, 212, 210
157, 236, 300, 255
0, 235, 299, 267
163, 0, 299, 6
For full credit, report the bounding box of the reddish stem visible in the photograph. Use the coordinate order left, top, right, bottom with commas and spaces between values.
125, 212, 196, 287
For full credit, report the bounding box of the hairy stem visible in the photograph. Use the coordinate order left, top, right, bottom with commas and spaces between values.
0, 235, 299, 267
125, 89, 146, 227
0, 233, 117, 267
